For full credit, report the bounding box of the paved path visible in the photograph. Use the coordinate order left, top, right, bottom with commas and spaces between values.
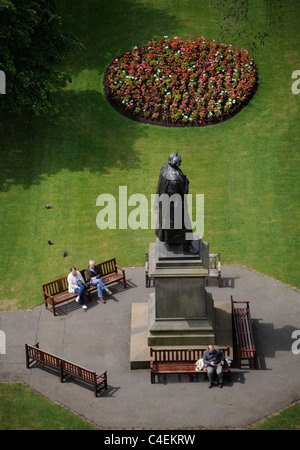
0, 265, 299, 429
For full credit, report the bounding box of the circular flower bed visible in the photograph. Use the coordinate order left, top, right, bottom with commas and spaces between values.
104, 36, 257, 126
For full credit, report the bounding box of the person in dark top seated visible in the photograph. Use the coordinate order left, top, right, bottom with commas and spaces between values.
86, 260, 112, 304
203, 345, 225, 388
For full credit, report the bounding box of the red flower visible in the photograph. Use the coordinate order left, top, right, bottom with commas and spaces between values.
105, 36, 257, 126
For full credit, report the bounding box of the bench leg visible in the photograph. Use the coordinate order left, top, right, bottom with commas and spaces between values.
52, 300, 56, 316
25, 344, 30, 369
59, 360, 64, 383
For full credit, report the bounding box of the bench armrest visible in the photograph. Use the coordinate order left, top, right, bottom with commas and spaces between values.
97, 370, 107, 379
43, 291, 54, 300
115, 264, 125, 275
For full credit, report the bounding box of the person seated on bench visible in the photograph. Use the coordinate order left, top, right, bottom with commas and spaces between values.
86, 260, 112, 304
67, 266, 88, 309
203, 345, 225, 389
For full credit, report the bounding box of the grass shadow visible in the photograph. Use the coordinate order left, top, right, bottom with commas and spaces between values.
59, 0, 183, 75
0, 0, 183, 192
0, 89, 143, 191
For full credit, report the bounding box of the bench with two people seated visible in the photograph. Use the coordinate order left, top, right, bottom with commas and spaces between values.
25, 343, 107, 397
231, 296, 257, 369
42, 258, 126, 316
150, 347, 231, 384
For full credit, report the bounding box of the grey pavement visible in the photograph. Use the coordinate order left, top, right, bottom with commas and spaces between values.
0, 265, 299, 429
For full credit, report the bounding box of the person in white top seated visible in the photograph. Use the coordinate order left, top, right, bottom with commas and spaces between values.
67, 266, 87, 309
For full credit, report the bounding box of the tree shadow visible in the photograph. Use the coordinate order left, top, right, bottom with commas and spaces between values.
0, 89, 142, 191
0, 0, 182, 192
59, 0, 182, 75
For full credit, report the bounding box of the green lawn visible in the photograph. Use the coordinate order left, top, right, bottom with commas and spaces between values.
1, 382, 299, 430
0, 0, 299, 311
248, 401, 300, 430
0, 382, 97, 430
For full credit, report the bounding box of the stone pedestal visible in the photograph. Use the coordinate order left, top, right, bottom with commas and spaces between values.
147, 239, 215, 346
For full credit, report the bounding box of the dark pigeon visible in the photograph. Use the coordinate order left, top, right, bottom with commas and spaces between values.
48, 240, 54, 245
45, 205, 53, 209
62, 251, 68, 257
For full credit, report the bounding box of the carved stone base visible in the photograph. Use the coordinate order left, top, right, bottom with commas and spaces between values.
148, 293, 215, 346
147, 239, 215, 347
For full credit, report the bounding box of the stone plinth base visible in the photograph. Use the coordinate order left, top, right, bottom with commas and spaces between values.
147, 239, 215, 347
129, 300, 232, 369
130, 303, 150, 369
148, 293, 215, 346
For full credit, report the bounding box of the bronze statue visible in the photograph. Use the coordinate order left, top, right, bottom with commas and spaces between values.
155, 152, 196, 253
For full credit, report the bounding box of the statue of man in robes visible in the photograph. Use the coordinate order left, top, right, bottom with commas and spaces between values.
155, 152, 196, 253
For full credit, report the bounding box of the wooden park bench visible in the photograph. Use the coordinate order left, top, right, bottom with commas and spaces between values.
42, 258, 126, 316
150, 347, 231, 384
207, 252, 222, 287
231, 296, 257, 369
25, 343, 107, 397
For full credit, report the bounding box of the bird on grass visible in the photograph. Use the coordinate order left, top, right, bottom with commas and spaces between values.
62, 251, 68, 257
45, 205, 53, 209
48, 240, 54, 245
